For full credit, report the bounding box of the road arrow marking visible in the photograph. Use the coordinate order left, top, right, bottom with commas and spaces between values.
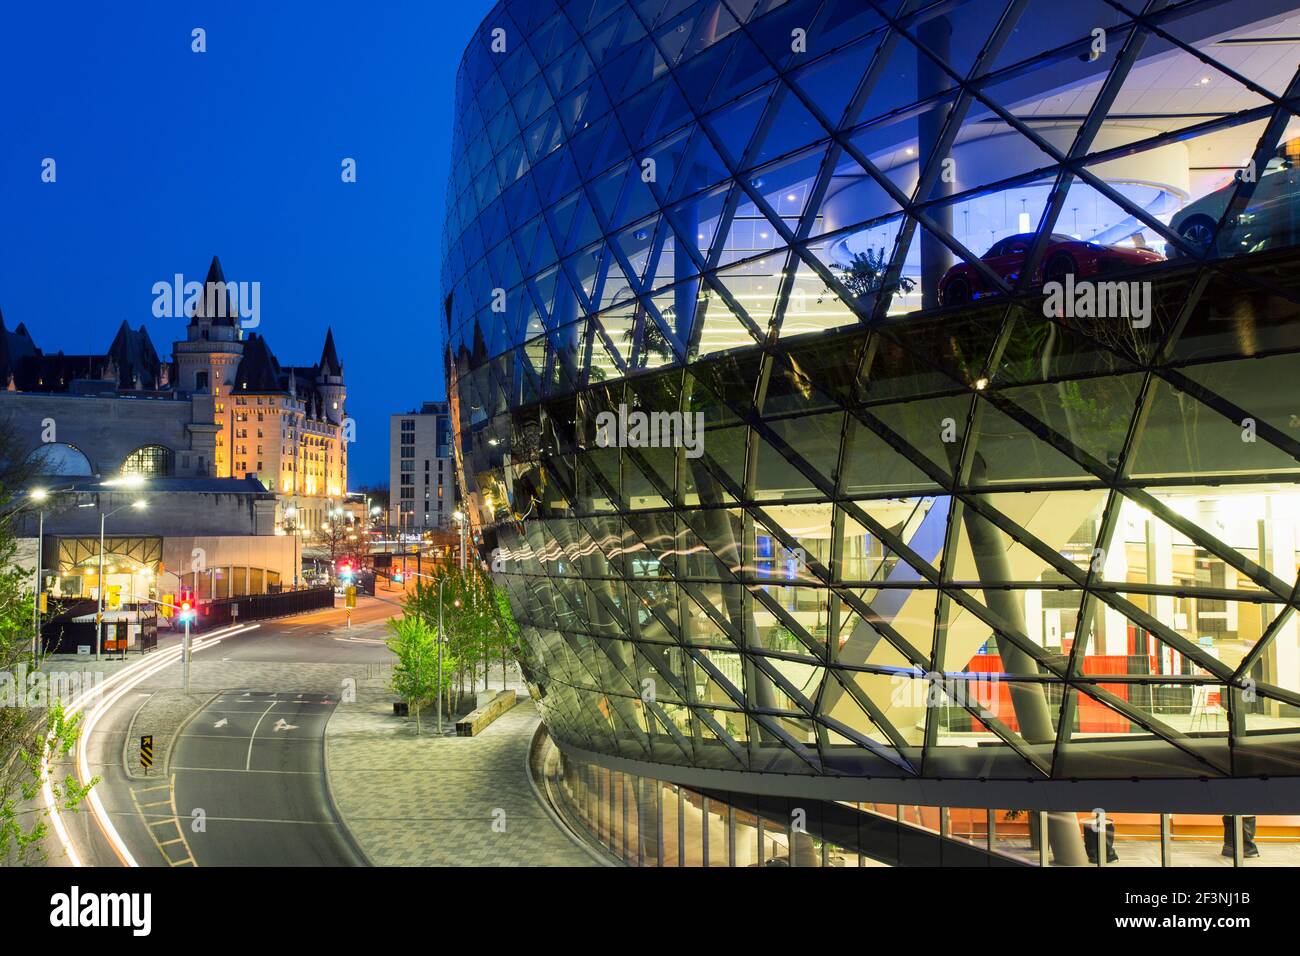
214, 718, 228, 729
272, 719, 299, 732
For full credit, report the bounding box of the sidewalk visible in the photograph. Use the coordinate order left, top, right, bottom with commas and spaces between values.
324, 682, 597, 866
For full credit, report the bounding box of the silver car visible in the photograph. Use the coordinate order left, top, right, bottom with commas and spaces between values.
1170, 149, 1300, 256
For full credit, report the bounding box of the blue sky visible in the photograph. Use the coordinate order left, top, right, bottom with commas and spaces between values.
0, 0, 495, 485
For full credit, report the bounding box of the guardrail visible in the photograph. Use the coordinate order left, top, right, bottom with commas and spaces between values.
193, 586, 335, 631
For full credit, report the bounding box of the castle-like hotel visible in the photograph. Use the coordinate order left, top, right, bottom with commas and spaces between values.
0, 257, 347, 533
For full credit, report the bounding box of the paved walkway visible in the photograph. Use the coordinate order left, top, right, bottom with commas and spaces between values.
324, 684, 597, 866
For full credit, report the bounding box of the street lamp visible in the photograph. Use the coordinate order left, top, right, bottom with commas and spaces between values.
26, 485, 78, 659
284, 506, 301, 586
453, 510, 467, 571
96, 497, 147, 662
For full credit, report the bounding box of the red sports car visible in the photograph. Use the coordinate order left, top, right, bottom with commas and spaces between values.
938, 233, 1164, 305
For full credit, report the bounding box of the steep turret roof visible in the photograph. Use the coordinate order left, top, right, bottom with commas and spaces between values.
233, 332, 284, 392
188, 255, 239, 327
318, 327, 342, 378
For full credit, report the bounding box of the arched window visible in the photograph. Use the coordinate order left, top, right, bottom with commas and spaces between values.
122, 444, 175, 477
26, 442, 92, 476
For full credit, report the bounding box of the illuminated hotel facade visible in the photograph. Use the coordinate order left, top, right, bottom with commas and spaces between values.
444, 0, 1300, 865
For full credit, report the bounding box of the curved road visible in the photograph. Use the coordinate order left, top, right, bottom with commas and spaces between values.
64, 595, 399, 867
169, 690, 363, 866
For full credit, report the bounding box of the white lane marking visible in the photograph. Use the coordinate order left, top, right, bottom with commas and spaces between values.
245, 701, 278, 771
45, 622, 259, 867
172, 765, 318, 774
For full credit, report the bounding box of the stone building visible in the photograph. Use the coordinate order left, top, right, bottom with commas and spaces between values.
0, 255, 348, 531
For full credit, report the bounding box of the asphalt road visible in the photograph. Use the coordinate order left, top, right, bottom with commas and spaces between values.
169, 690, 364, 866
65, 595, 397, 867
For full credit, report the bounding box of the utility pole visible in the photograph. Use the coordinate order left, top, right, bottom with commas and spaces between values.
182, 612, 192, 692
437, 574, 445, 735
32, 506, 44, 660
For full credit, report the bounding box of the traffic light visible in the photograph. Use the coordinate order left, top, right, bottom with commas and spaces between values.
178, 587, 195, 622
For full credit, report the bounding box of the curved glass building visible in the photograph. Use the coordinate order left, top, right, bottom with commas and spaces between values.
444, 0, 1300, 864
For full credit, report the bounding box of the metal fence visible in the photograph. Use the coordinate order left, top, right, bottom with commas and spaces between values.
192, 586, 335, 631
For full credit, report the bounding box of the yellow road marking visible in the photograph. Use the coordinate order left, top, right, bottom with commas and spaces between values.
128, 773, 197, 867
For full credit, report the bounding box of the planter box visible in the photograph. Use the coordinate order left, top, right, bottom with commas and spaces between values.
455, 690, 518, 737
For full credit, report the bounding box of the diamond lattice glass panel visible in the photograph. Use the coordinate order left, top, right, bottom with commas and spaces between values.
445, 0, 1300, 793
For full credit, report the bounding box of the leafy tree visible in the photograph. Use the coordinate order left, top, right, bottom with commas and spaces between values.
386, 615, 454, 736
0, 419, 97, 864
402, 561, 521, 711
820, 247, 916, 304
489, 585, 521, 691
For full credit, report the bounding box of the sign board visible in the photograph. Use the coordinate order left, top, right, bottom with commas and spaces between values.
139, 735, 153, 773
108, 620, 128, 652
160, 593, 174, 619
77, 646, 91, 657
231, 603, 240, 618
107, 585, 122, 610
345, 586, 357, 609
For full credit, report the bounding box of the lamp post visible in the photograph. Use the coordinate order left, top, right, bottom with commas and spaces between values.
284, 506, 300, 587
94, 476, 148, 662
23, 484, 81, 659
404, 568, 452, 734
436, 579, 462, 736
453, 510, 467, 571
438, 575, 445, 734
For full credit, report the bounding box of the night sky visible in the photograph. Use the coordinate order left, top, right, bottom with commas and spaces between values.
0, 0, 495, 486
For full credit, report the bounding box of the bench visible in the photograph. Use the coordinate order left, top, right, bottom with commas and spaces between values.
455, 690, 518, 736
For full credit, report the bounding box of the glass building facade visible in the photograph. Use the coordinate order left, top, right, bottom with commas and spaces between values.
444, 0, 1300, 861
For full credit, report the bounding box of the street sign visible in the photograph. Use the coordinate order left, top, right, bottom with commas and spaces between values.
345, 585, 357, 608
139, 735, 153, 773
231, 603, 240, 619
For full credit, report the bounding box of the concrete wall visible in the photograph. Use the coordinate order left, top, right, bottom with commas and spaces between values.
15, 489, 277, 538
0, 391, 217, 477
161, 534, 297, 589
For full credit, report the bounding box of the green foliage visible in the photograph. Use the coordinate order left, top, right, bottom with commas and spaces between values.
401, 562, 522, 708
0, 421, 97, 864
830, 248, 916, 299
386, 615, 454, 736
0, 703, 98, 864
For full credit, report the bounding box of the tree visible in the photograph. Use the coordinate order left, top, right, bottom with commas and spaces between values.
489, 585, 521, 691
385, 615, 453, 736
401, 562, 515, 712
317, 510, 362, 574
0, 418, 98, 864
821, 247, 916, 303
